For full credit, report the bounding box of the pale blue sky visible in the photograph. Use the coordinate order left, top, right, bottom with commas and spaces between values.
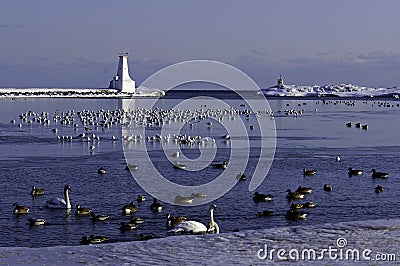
1, 1, 399, 88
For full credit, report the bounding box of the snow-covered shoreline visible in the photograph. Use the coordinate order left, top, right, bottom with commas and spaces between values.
0, 84, 400, 99
2, 83, 400, 99
1, 218, 398, 265
261, 84, 400, 98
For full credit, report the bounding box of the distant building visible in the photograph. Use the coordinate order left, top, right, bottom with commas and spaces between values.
109, 52, 136, 93
277, 75, 285, 89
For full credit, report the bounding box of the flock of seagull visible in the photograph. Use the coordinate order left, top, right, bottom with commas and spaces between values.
13, 105, 280, 153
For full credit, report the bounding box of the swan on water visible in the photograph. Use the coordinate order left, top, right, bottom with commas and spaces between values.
167, 220, 207, 235
206, 204, 219, 234
168, 204, 219, 235
45, 185, 72, 209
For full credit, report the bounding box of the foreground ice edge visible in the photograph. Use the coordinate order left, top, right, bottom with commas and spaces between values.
1, 218, 399, 265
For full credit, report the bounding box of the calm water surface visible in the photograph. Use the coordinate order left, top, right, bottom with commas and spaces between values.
0, 92, 399, 247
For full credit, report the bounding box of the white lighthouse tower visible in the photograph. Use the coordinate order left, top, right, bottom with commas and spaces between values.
277, 75, 285, 89
109, 52, 136, 93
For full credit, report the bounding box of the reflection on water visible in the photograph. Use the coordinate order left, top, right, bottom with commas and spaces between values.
0, 95, 399, 247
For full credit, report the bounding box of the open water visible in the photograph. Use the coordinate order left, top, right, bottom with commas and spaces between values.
0, 90, 399, 248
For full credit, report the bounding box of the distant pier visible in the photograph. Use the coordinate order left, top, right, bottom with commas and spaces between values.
0, 53, 164, 98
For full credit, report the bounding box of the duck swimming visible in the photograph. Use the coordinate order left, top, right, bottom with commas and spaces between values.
295, 186, 312, 194
235, 172, 247, 181
303, 201, 317, 208
286, 189, 305, 200
375, 185, 383, 193
303, 168, 317, 176
129, 217, 145, 225
30, 186, 45, 196
174, 195, 194, 204
348, 167, 363, 176
80, 235, 110, 245
150, 198, 163, 212
285, 209, 307, 220
89, 235, 110, 244
323, 184, 333, 192
290, 203, 303, 210
371, 169, 389, 179
13, 203, 30, 214
256, 210, 274, 217
119, 221, 138, 231
27, 218, 46, 226
212, 161, 227, 170
125, 164, 138, 171
90, 212, 110, 222
253, 192, 273, 202
138, 234, 158, 241
97, 167, 106, 174
166, 214, 187, 229
190, 193, 207, 198
121, 201, 137, 215
75, 204, 92, 216
136, 195, 146, 202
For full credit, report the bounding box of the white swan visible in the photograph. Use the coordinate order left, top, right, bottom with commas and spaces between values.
167, 220, 207, 235
207, 204, 219, 234
45, 185, 72, 209
167, 204, 219, 235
